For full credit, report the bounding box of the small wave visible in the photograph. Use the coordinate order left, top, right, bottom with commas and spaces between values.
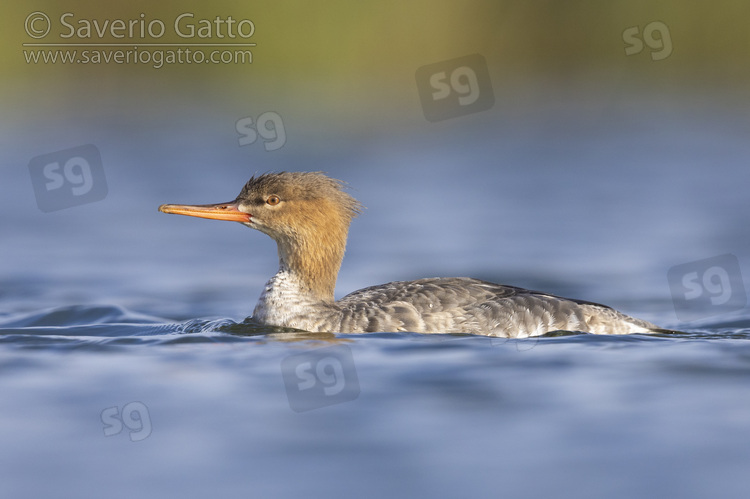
0, 304, 167, 328
2, 304, 750, 353
0, 305, 316, 351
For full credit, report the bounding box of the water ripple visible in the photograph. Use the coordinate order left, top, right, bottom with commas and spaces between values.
2, 304, 750, 352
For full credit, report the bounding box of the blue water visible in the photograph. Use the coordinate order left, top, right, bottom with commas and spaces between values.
4, 93, 750, 498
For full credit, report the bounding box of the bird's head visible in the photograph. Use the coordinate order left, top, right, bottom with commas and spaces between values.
159, 171, 362, 299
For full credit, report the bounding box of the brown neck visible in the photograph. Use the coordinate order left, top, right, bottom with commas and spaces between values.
274, 200, 350, 302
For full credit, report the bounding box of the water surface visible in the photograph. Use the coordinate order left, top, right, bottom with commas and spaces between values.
3, 98, 750, 498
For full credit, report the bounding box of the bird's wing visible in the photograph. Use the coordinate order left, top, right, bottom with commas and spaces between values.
336, 277, 656, 336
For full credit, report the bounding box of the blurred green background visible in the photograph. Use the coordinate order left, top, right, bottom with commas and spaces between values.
3, 0, 749, 134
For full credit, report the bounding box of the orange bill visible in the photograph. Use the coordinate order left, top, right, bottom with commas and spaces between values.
158, 201, 251, 223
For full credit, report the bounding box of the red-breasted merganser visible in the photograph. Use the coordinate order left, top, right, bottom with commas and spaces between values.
159, 172, 659, 337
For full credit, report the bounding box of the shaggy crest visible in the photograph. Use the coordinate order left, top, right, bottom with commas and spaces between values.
237, 171, 362, 221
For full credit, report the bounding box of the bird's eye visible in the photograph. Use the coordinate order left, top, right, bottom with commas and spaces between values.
266, 195, 281, 206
